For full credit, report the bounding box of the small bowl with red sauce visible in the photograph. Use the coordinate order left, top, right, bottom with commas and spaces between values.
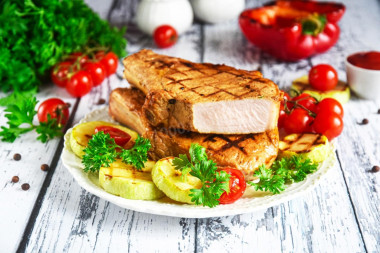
346, 51, 380, 100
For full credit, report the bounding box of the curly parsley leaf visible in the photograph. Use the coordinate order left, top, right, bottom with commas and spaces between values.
173, 143, 230, 208
120, 136, 151, 170
247, 156, 318, 194
82, 131, 119, 173
82, 133, 151, 172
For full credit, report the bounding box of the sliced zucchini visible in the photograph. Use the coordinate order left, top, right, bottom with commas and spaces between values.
291, 75, 350, 104
70, 121, 139, 158
99, 160, 164, 200
151, 157, 202, 204
278, 133, 329, 164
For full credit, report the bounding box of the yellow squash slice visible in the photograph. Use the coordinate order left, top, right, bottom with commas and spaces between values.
151, 157, 202, 204
291, 75, 350, 104
70, 121, 139, 158
99, 160, 164, 200
278, 133, 329, 164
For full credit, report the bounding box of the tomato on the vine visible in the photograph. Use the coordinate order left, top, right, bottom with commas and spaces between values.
68, 52, 88, 65
66, 70, 93, 97
278, 91, 291, 128
292, 93, 317, 112
312, 111, 343, 140
82, 61, 106, 86
96, 51, 118, 76
309, 64, 338, 91
218, 168, 246, 204
316, 98, 344, 118
283, 108, 313, 134
37, 98, 69, 126
153, 25, 178, 48
95, 126, 131, 146
51, 61, 73, 88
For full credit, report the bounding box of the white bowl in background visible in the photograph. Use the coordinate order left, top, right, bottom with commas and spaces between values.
346, 56, 380, 100
191, 0, 245, 23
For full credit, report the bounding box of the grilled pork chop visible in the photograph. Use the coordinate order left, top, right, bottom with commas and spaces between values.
109, 88, 279, 180
123, 49, 282, 134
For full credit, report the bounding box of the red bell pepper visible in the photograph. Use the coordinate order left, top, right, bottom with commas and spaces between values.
239, 1, 345, 61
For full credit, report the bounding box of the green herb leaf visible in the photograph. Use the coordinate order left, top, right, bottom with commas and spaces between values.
120, 136, 151, 170
173, 143, 231, 208
82, 131, 119, 173
35, 115, 63, 143
247, 156, 318, 194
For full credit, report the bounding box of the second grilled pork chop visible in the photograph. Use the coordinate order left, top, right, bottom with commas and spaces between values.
123, 49, 282, 134
109, 88, 279, 180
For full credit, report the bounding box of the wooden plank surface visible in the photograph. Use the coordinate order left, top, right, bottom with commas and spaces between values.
1, 0, 380, 252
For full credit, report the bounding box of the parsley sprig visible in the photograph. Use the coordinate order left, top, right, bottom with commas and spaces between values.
247, 156, 318, 194
173, 144, 230, 208
0, 95, 63, 143
82, 132, 151, 173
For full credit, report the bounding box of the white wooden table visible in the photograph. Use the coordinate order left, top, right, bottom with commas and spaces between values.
1, 0, 380, 252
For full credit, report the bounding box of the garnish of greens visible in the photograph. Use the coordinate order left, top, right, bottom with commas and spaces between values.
0, 95, 63, 143
82, 132, 151, 173
172, 144, 231, 208
247, 156, 318, 194
0, 0, 126, 93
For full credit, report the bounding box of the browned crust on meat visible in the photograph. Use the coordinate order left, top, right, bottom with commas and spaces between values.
109, 88, 279, 180
123, 49, 281, 132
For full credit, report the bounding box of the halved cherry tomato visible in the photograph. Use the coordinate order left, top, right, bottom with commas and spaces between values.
95, 126, 131, 146
292, 93, 317, 112
309, 64, 338, 91
312, 111, 343, 140
218, 168, 246, 204
65, 70, 93, 97
316, 98, 344, 118
82, 62, 106, 86
153, 25, 178, 48
283, 108, 313, 134
96, 51, 118, 76
37, 98, 69, 126
51, 61, 73, 88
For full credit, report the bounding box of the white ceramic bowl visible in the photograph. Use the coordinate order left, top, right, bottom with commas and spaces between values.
191, 0, 245, 23
346, 57, 380, 100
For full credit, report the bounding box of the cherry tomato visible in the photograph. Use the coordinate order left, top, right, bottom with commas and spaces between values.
51, 61, 73, 88
292, 93, 317, 112
278, 91, 292, 128
68, 52, 88, 65
82, 62, 106, 86
66, 70, 93, 97
153, 25, 178, 48
95, 126, 131, 146
37, 98, 69, 126
309, 64, 338, 91
96, 51, 118, 76
218, 168, 246, 204
312, 111, 343, 140
316, 98, 344, 118
283, 108, 313, 134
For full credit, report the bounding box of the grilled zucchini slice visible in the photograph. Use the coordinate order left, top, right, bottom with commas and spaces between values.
70, 121, 138, 158
151, 157, 202, 204
278, 133, 329, 164
99, 160, 164, 200
291, 75, 350, 104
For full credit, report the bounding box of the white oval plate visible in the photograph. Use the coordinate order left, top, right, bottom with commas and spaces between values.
61, 107, 336, 218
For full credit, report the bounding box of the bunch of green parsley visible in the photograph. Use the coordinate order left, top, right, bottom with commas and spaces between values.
0, 0, 127, 93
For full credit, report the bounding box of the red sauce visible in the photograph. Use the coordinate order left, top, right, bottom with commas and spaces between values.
347, 51, 380, 70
